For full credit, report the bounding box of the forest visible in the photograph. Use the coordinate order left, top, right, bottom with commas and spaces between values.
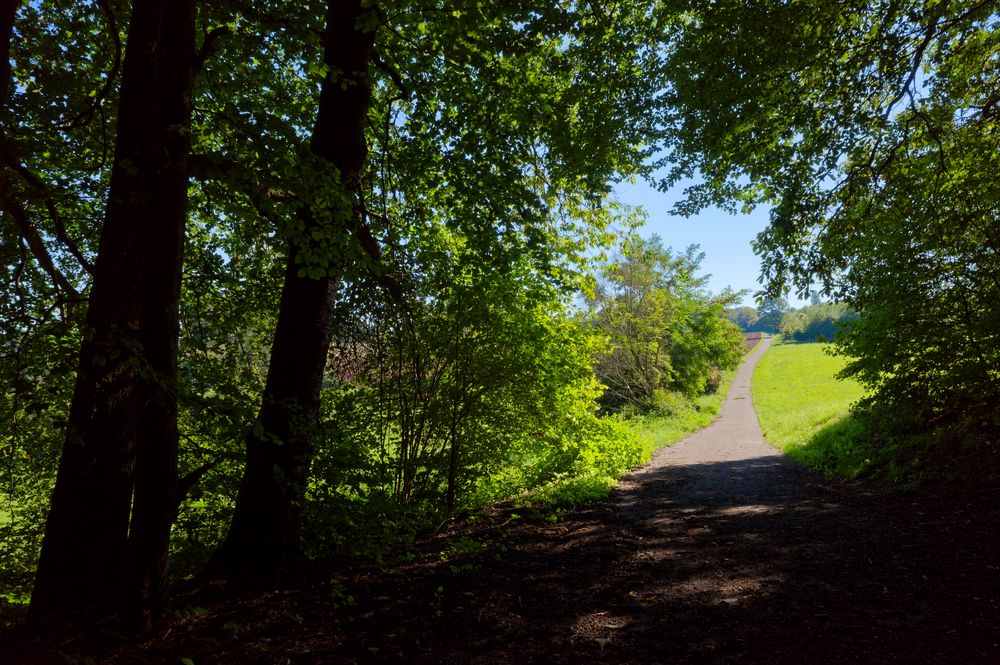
1, 0, 997, 656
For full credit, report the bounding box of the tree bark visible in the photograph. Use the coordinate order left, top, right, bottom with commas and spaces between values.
0, 1, 17, 107
29, 0, 195, 630
206, 0, 376, 582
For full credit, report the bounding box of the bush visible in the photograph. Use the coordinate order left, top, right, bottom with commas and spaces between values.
646, 388, 692, 418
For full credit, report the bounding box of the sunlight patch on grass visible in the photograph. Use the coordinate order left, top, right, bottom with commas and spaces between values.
752, 338, 872, 477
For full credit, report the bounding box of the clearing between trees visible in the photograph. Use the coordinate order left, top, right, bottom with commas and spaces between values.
4, 337, 997, 664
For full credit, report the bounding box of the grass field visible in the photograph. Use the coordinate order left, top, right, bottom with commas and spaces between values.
752, 338, 872, 477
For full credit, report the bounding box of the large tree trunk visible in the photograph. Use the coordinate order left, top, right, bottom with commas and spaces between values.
29, 0, 195, 630
206, 0, 376, 582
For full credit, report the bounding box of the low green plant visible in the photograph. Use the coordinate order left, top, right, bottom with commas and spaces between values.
520, 365, 739, 511
634, 366, 735, 458
647, 389, 691, 418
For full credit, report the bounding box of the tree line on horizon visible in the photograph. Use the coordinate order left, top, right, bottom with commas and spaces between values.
727, 298, 858, 343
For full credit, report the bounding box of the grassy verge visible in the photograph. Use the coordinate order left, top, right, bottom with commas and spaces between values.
527, 366, 739, 508
752, 337, 872, 477
633, 373, 736, 458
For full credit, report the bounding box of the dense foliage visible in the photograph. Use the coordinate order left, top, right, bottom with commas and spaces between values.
4, 0, 992, 627
1, 0, 734, 619
779, 302, 857, 343
588, 236, 745, 413
725, 306, 760, 333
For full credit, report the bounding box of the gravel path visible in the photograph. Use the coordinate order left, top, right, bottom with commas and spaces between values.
616, 334, 809, 513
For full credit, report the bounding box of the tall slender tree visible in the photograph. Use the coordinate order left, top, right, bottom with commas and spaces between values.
205, 0, 378, 581
204, 0, 670, 580
29, 0, 196, 630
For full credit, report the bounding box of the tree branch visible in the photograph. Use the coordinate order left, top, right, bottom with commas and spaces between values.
0, 0, 18, 107
193, 26, 230, 74
0, 183, 80, 299
174, 461, 218, 517
371, 51, 410, 99
187, 152, 296, 201
62, 0, 122, 131
355, 206, 404, 303
0, 130, 95, 274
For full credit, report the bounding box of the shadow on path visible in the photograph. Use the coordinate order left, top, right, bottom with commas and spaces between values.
4, 339, 995, 664
333, 453, 997, 665
333, 337, 999, 664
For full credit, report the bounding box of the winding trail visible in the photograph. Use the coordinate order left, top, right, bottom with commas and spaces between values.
617, 335, 804, 515
336, 335, 998, 664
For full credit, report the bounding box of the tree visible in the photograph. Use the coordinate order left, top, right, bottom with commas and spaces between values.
2, 0, 674, 609
778, 302, 856, 343
755, 297, 788, 333
306, 240, 613, 524
0, 2, 16, 107
201, 0, 671, 581
831, 123, 1000, 417
26, 0, 197, 630
726, 306, 759, 332
1, 0, 105, 602
590, 237, 744, 411
202, 0, 378, 582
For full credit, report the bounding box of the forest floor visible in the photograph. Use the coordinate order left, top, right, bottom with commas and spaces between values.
3, 338, 999, 664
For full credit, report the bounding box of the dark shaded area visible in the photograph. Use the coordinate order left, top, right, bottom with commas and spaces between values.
3, 449, 996, 664
783, 414, 871, 478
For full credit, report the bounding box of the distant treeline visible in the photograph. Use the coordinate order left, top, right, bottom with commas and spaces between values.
727, 299, 857, 343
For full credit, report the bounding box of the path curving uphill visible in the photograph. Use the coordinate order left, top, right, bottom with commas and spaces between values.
616, 334, 798, 513
6, 337, 996, 664
309, 336, 998, 664
331, 334, 997, 664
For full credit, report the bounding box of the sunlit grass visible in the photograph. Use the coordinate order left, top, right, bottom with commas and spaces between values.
752, 337, 872, 477
634, 368, 737, 459
527, 366, 740, 508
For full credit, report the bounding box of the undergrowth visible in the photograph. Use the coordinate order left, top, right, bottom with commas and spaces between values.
521, 366, 738, 509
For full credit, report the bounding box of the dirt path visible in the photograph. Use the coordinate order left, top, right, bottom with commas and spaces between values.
330, 336, 998, 664
4, 339, 997, 664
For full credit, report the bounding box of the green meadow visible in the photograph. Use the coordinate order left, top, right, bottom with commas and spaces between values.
752, 338, 872, 478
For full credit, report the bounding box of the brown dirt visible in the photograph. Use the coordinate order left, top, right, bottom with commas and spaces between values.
3, 338, 999, 664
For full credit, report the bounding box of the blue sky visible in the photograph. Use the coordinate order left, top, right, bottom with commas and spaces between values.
613, 178, 810, 309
